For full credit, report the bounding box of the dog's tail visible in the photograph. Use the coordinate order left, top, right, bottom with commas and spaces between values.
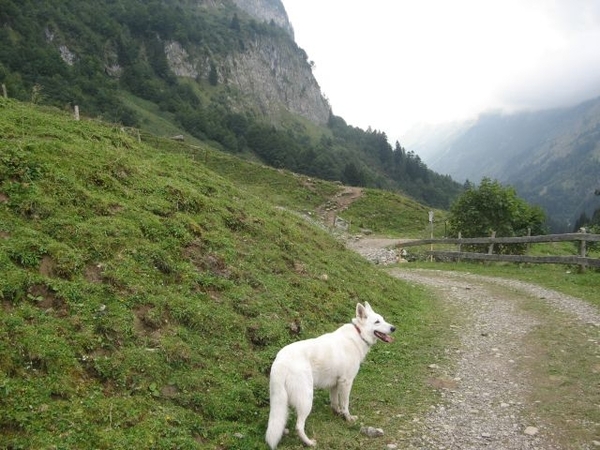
265, 365, 288, 450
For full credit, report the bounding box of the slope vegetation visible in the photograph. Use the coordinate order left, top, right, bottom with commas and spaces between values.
0, 99, 448, 449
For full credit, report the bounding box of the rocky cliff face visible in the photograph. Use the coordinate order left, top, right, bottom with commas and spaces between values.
232, 0, 294, 38
164, 0, 330, 125
223, 35, 330, 124
45, 0, 329, 127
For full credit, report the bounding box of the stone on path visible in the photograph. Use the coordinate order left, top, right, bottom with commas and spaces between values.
524, 426, 538, 436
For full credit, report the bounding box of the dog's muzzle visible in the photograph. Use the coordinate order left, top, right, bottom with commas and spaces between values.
374, 327, 395, 343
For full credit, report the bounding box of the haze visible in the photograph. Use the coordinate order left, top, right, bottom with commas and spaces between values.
281, 0, 600, 143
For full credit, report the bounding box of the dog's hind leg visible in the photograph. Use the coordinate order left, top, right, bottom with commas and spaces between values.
289, 378, 316, 447
295, 399, 316, 447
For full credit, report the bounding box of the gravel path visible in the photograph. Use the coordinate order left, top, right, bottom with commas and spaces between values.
386, 269, 600, 449
346, 238, 600, 449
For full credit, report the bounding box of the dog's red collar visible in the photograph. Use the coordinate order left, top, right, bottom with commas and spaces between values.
353, 323, 372, 346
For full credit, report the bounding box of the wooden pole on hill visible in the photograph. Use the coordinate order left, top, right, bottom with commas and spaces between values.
428, 211, 434, 262
1, 84, 6, 98
74, 105, 80, 121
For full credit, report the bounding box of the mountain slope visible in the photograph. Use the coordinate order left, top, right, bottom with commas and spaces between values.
404, 98, 600, 229
0, 0, 327, 125
0, 0, 464, 210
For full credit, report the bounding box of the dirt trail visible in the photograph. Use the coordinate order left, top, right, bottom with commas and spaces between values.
316, 186, 363, 227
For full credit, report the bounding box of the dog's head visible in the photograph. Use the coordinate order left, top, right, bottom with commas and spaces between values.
352, 302, 395, 346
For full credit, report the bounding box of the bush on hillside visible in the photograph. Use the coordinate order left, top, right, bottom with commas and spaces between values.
448, 178, 546, 254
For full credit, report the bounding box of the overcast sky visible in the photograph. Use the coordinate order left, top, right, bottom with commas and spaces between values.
281, 0, 600, 144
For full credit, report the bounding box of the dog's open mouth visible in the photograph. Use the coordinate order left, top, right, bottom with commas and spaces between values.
374, 331, 394, 343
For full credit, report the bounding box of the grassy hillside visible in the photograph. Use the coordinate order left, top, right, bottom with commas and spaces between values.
0, 98, 451, 449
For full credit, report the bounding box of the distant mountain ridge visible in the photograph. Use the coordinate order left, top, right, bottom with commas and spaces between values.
404, 97, 600, 230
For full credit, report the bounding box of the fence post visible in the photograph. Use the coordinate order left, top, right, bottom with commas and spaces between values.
1, 83, 6, 98
579, 237, 586, 258
457, 231, 462, 252
488, 231, 496, 255
74, 105, 80, 121
578, 237, 587, 273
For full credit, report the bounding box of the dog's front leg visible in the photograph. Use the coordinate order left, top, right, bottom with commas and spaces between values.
329, 384, 341, 415
336, 378, 357, 422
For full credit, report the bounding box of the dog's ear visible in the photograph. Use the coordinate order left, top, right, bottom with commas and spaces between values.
364, 302, 373, 313
356, 303, 368, 320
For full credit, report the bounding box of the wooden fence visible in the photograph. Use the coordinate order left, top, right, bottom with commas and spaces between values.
398, 232, 600, 269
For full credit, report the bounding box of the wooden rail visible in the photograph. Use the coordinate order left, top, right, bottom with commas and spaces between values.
397, 233, 600, 269
424, 251, 600, 268
399, 233, 600, 246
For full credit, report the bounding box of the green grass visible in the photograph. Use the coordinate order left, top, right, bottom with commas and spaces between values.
200, 149, 340, 213
119, 92, 197, 142
0, 98, 452, 449
342, 189, 448, 238
5, 97, 596, 449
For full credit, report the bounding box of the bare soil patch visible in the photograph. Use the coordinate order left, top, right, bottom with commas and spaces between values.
316, 186, 364, 227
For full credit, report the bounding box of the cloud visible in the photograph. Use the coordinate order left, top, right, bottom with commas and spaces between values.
282, 0, 600, 139
495, 28, 600, 111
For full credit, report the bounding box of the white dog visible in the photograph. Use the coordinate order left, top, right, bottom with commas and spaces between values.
265, 302, 395, 448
